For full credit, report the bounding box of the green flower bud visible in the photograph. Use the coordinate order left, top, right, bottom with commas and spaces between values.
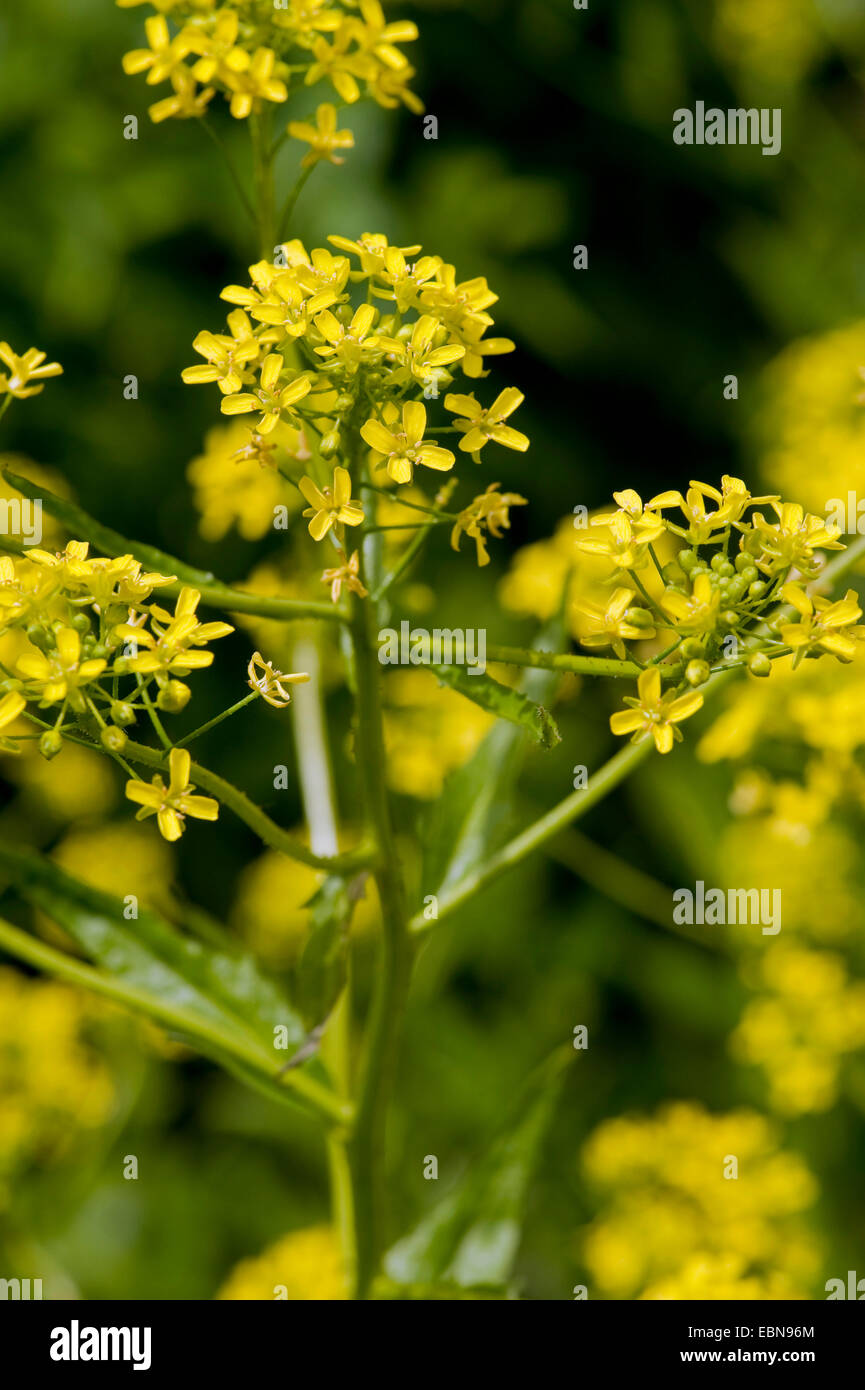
721, 610, 739, 629
157, 680, 190, 713
719, 561, 735, 578
678, 550, 698, 573
680, 638, 704, 660
747, 652, 772, 678
685, 659, 711, 687
320, 429, 341, 459
25, 623, 52, 652
661, 563, 685, 586
101, 725, 128, 753
70, 612, 91, 634
624, 606, 655, 630
748, 580, 767, 600
39, 730, 63, 760
110, 701, 136, 727
734, 552, 751, 574
710, 553, 724, 572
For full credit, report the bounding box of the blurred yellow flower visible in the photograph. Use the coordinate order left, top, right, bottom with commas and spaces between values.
217, 1226, 346, 1300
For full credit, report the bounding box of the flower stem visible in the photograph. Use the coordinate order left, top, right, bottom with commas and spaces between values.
175, 691, 259, 748
347, 578, 413, 1299
485, 644, 642, 677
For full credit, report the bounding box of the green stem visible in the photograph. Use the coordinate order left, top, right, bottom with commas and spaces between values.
347, 578, 412, 1299
485, 644, 642, 677
372, 526, 434, 600
198, 117, 257, 228
175, 691, 259, 748
278, 164, 315, 241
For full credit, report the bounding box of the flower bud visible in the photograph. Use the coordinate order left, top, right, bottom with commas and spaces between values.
748, 580, 767, 600
101, 725, 128, 753
25, 623, 52, 652
747, 652, 772, 678
624, 606, 655, 630
680, 638, 704, 660
685, 659, 710, 687
157, 680, 190, 713
70, 612, 91, 634
110, 701, 136, 727
320, 429, 341, 459
39, 730, 63, 760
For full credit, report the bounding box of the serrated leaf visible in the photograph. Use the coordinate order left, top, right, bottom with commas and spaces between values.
384, 1047, 571, 1290
431, 662, 560, 749
0, 843, 340, 1120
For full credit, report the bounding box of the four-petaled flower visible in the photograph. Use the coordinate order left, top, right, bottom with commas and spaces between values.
299, 466, 364, 540
126, 747, 219, 842
321, 550, 368, 603
610, 667, 704, 754
360, 401, 454, 484
574, 587, 657, 659
661, 572, 722, 634
450, 483, 527, 566
444, 388, 528, 456
288, 103, 355, 167
221, 354, 312, 433
779, 583, 863, 667
17, 627, 107, 709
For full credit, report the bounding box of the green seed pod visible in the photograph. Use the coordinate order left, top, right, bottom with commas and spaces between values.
110, 700, 136, 727
157, 680, 191, 713
747, 651, 772, 678
39, 730, 63, 760
685, 659, 710, 687
101, 725, 128, 753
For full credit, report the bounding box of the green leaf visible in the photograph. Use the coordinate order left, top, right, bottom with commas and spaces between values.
424, 619, 565, 893
294, 873, 354, 1029
431, 663, 560, 749
0, 842, 344, 1123
384, 1047, 571, 1291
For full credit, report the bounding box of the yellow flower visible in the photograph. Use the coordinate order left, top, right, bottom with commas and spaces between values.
321, 550, 367, 603
217, 1226, 346, 1300
353, 0, 418, 69
0, 343, 63, 399
181, 326, 260, 395
116, 587, 234, 681
299, 465, 364, 540
0, 690, 26, 751
288, 103, 354, 167
247, 651, 310, 707
383, 669, 493, 798
360, 401, 454, 484
575, 511, 652, 573
221, 354, 311, 434
379, 314, 464, 386
444, 387, 528, 455
610, 666, 703, 753
450, 483, 527, 567
574, 587, 656, 659
328, 232, 422, 280
16, 627, 107, 708
779, 583, 862, 666
222, 47, 287, 119
148, 69, 215, 123
661, 571, 722, 634
312, 304, 379, 372
121, 14, 192, 85
751, 502, 845, 577
690, 474, 777, 525
375, 247, 441, 314
126, 747, 219, 842
648, 484, 738, 544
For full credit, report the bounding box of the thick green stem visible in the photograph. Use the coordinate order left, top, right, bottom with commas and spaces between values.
347, 582, 412, 1299
485, 644, 642, 677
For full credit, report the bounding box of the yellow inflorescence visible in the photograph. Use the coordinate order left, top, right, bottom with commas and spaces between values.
119, 0, 422, 125
581, 1102, 820, 1300
216, 1224, 347, 1299
0, 968, 115, 1202
183, 232, 530, 587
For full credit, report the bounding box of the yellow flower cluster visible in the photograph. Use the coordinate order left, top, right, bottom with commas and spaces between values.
184, 232, 530, 587
756, 320, 865, 518
504, 478, 857, 754
382, 669, 494, 799
581, 1103, 820, 1300
733, 944, 865, 1115
0, 543, 243, 839
120, 0, 422, 124
0, 968, 114, 1203
217, 1224, 346, 1299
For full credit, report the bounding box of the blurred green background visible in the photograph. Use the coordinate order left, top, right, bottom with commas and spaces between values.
2, 0, 865, 1300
